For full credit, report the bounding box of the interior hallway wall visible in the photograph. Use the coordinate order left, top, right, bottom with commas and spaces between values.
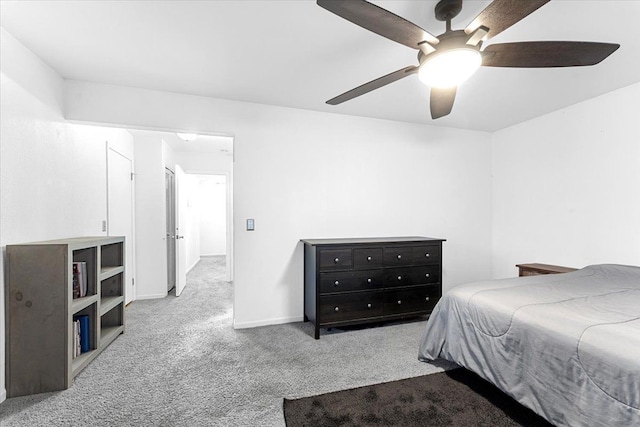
198, 175, 227, 256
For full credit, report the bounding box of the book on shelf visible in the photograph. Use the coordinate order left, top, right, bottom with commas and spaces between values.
73, 315, 90, 355
72, 320, 79, 359
72, 262, 88, 298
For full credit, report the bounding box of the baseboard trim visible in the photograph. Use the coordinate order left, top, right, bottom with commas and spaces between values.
233, 316, 303, 329
1, 387, 6, 403
186, 259, 200, 274
135, 293, 167, 300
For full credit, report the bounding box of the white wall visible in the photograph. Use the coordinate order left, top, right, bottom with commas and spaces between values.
492, 83, 640, 278
64, 80, 494, 328
198, 175, 227, 256
0, 29, 133, 402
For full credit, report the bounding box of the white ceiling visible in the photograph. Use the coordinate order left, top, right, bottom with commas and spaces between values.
1, 0, 639, 132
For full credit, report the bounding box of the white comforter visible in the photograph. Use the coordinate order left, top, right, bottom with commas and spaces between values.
418, 264, 640, 427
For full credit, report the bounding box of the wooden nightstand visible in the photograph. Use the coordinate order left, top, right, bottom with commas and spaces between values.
516, 263, 578, 277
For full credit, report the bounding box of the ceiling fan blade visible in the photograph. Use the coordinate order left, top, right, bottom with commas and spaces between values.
430, 87, 457, 119
465, 0, 549, 40
317, 0, 439, 48
326, 66, 418, 105
482, 41, 620, 67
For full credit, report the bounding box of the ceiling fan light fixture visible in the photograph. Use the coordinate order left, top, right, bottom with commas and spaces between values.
176, 132, 198, 142
418, 48, 481, 88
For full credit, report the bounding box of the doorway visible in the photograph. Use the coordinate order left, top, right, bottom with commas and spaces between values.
185, 172, 232, 282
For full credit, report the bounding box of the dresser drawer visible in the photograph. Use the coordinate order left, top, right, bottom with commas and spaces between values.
319, 270, 383, 294
320, 291, 384, 323
353, 248, 383, 269
413, 245, 441, 263
411, 265, 440, 285
383, 286, 439, 316
383, 246, 414, 266
383, 266, 439, 287
319, 249, 352, 270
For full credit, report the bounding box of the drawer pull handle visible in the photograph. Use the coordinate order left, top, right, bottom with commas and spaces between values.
397, 300, 402, 305
367, 278, 372, 284
425, 253, 430, 258
367, 256, 372, 261
397, 275, 402, 281
425, 296, 430, 302
334, 306, 339, 312
367, 303, 372, 309
397, 254, 402, 259
334, 257, 340, 263
425, 273, 430, 278
334, 280, 340, 286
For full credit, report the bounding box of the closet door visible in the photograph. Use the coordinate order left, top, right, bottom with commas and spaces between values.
108, 148, 135, 304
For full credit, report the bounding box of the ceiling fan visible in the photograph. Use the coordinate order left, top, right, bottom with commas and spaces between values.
317, 0, 620, 119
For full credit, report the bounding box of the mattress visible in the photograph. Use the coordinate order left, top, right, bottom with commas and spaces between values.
418, 264, 640, 427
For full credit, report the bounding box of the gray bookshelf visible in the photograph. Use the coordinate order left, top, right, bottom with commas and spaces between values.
6, 236, 126, 397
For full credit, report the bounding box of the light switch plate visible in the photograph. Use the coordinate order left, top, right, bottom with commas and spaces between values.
246, 219, 255, 231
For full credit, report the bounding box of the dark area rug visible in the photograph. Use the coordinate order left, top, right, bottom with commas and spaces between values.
283, 368, 553, 427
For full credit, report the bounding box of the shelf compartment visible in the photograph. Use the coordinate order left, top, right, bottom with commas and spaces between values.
72, 303, 97, 353
100, 295, 124, 316
101, 272, 123, 298
101, 242, 123, 270
72, 246, 97, 298
71, 294, 99, 315
100, 301, 124, 348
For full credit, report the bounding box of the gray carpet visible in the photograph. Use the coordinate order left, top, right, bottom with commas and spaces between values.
0, 256, 455, 426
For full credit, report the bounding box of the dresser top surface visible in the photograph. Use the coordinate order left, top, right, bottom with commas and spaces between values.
300, 236, 445, 246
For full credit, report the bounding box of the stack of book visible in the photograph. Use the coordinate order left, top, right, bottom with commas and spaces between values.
72, 315, 90, 358
72, 261, 88, 299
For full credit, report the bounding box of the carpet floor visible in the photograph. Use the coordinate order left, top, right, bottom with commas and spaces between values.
0, 256, 457, 426
283, 368, 553, 427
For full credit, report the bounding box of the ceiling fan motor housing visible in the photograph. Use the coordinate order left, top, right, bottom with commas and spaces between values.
417, 30, 481, 65
435, 0, 463, 22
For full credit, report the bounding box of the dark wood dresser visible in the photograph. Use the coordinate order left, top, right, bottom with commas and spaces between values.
301, 237, 445, 339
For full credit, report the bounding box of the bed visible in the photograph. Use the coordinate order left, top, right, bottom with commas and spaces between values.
418, 264, 640, 427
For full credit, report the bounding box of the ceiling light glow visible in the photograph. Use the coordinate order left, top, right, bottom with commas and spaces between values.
176, 132, 198, 142
418, 48, 481, 88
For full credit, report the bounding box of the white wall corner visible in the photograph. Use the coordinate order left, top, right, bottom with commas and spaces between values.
1, 387, 6, 403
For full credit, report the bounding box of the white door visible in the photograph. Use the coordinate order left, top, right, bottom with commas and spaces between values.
165, 169, 176, 292
107, 148, 135, 304
175, 164, 187, 296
